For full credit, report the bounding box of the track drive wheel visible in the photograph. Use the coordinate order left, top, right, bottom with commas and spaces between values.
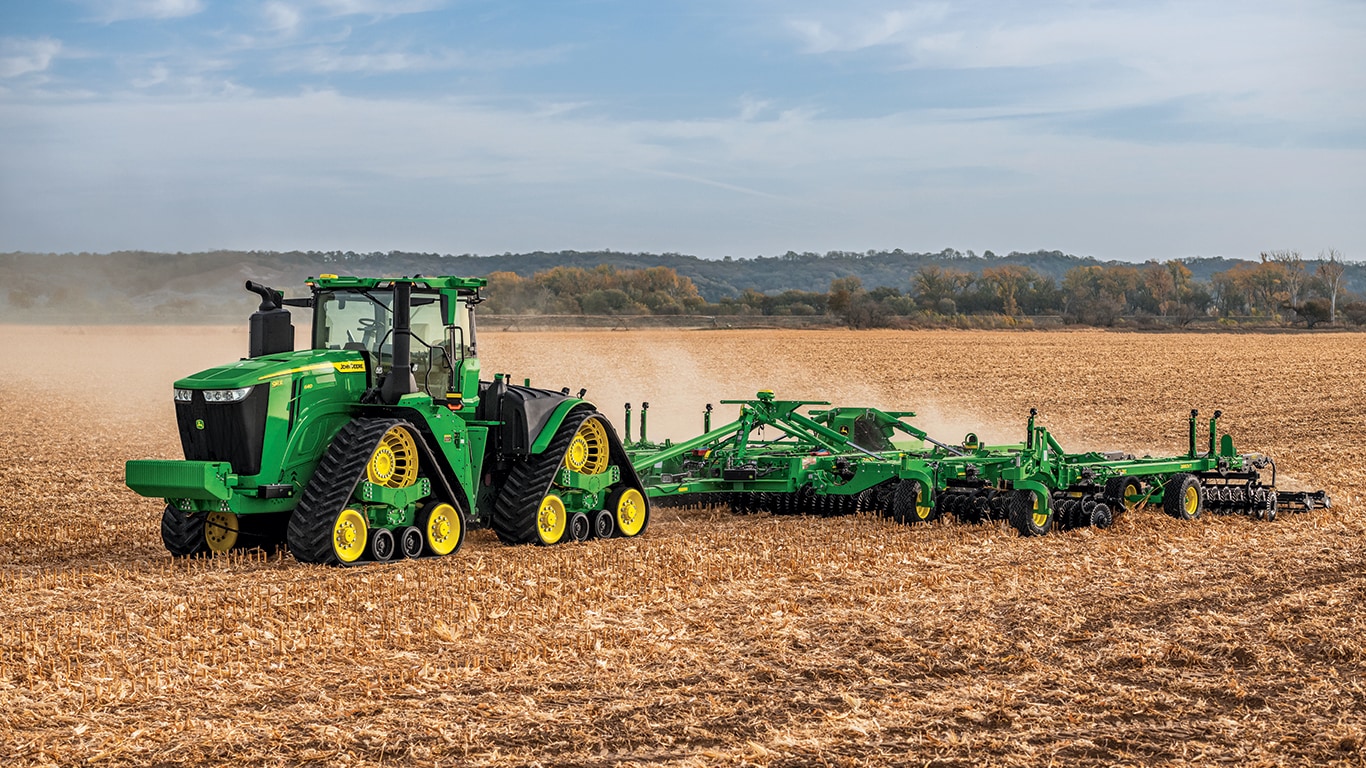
1010, 488, 1052, 537
1162, 474, 1203, 521
161, 505, 209, 557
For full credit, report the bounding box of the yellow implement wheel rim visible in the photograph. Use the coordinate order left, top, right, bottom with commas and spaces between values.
204, 511, 238, 553
563, 418, 610, 475
367, 425, 419, 488
914, 485, 932, 520
425, 503, 460, 556
1031, 493, 1049, 529
1184, 484, 1200, 516
615, 488, 647, 537
1124, 481, 1141, 512
333, 508, 368, 563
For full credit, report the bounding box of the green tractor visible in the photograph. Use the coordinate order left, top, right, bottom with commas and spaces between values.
125, 275, 649, 564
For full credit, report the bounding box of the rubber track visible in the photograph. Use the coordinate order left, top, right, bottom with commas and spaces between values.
491, 409, 591, 545
287, 418, 406, 565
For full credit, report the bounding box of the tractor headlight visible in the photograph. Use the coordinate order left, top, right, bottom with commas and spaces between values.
174, 388, 193, 402
203, 387, 254, 403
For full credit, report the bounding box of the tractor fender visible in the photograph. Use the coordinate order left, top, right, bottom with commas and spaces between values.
531, 399, 590, 454
478, 380, 585, 459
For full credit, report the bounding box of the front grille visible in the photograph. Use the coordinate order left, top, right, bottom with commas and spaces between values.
175, 386, 269, 476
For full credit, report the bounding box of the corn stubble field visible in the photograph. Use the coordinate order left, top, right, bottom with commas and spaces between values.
2, 326, 1365, 767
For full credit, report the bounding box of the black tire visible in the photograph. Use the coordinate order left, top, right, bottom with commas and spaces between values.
592, 509, 615, 539
569, 512, 591, 542
1162, 473, 1203, 520
892, 480, 937, 524
398, 526, 424, 558
1090, 502, 1114, 529
161, 505, 209, 557
1010, 488, 1052, 537
873, 482, 897, 517
1104, 476, 1143, 513
967, 494, 990, 524
368, 528, 396, 562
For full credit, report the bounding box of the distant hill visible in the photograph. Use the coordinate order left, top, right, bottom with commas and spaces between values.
1, 248, 1361, 322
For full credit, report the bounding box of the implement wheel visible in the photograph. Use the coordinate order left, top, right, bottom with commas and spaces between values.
1104, 476, 1144, 514
1010, 488, 1052, 537
1163, 474, 1203, 521
160, 505, 208, 557
893, 480, 937, 524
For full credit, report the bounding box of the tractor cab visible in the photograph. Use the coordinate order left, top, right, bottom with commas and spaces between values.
303, 275, 486, 404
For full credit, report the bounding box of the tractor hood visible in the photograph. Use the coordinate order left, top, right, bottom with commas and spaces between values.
174, 349, 366, 390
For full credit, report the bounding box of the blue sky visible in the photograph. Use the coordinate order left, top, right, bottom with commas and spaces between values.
1, 0, 1363, 262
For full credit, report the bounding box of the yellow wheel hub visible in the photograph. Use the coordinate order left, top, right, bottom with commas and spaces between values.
204, 511, 239, 553
537, 494, 568, 545
424, 503, 460, 556
368, 426, 419, 488
563, 418, 610, 475
1124, 481, 1141, 512
1184, 485, 1200, 516
333, 508, 368, 563
1031, 494, 1048, 529
914, 485, 932, 520
615, 488, 647, 537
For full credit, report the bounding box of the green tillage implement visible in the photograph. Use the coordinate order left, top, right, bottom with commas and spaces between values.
624, 391, 1329, 537
126, 275, 650, 565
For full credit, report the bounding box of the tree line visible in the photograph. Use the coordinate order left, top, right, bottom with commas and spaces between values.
482, 250, 1362, 329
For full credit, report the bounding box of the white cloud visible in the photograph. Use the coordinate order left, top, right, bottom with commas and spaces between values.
782, 1, 1366, 132
0, 37, 62, 78
314, 0, 445, 18
87, 0, 206, 23
263, 2, 304, 35
1, 89, 1361, 259
277, 44, 568, 74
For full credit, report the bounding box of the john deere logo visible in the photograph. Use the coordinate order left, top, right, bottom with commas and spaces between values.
195, 419, 205, 430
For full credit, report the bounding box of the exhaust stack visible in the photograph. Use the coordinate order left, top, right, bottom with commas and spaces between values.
244, 280, 294, 358
379, 281, 419, 404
